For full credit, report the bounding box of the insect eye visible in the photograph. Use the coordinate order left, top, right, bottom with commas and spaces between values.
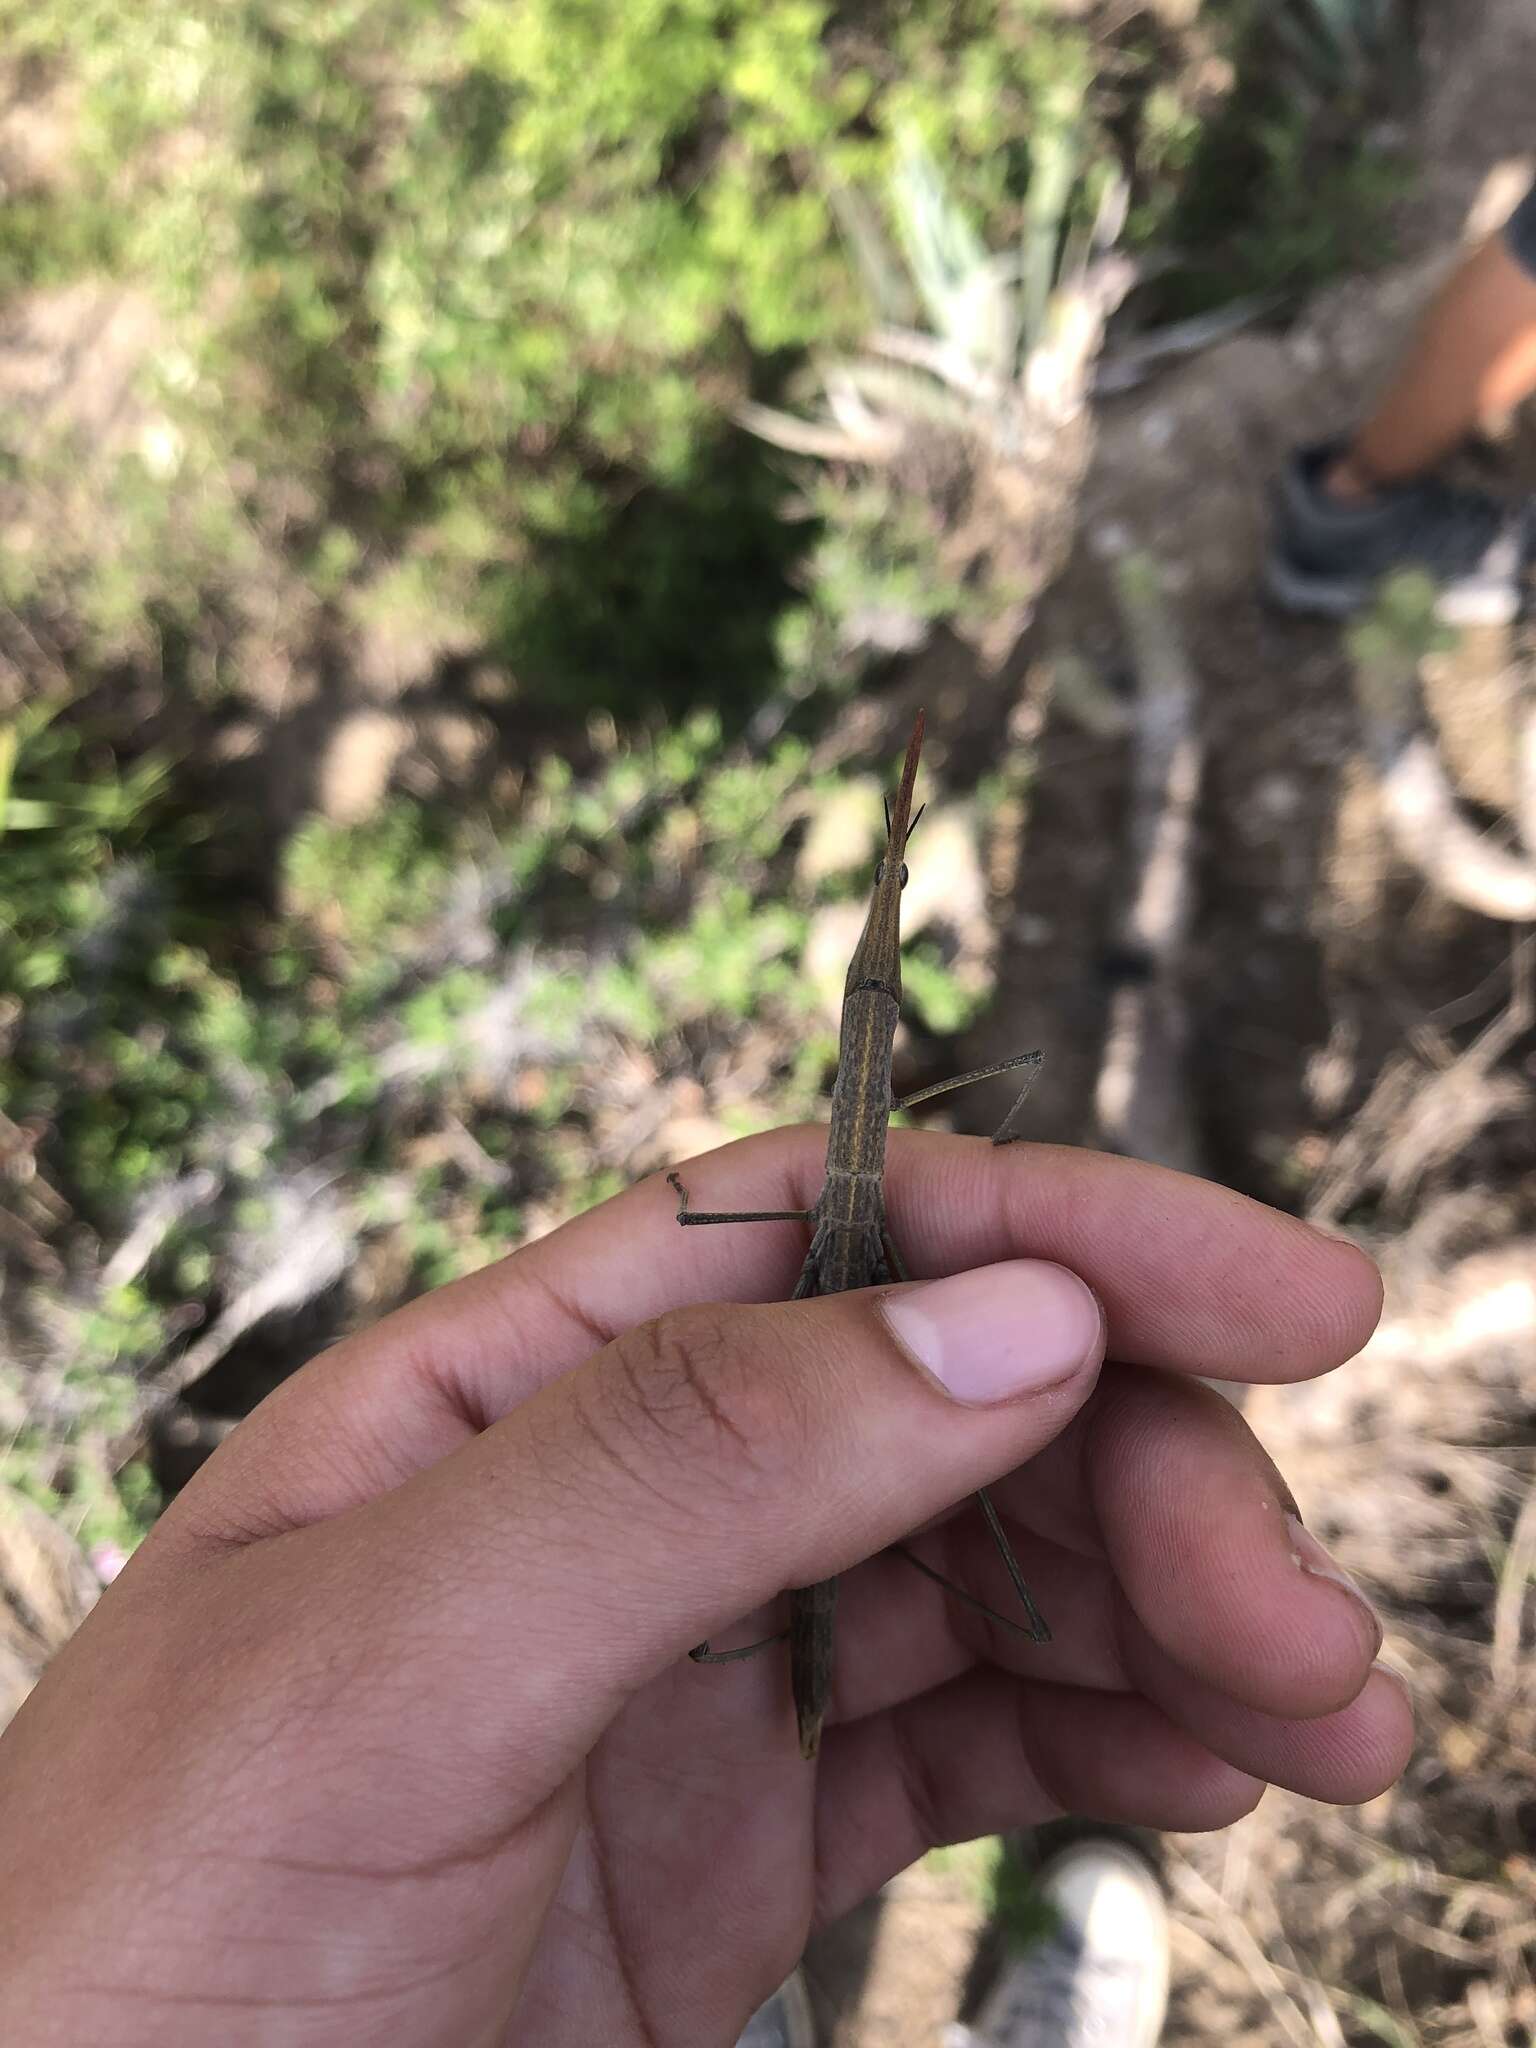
899, 862, 909, 887
874, 859, 885, 883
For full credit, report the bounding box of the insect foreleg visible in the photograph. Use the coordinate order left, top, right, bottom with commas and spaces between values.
892, 1543, 1051, 1642
668, 1172, 812, 1226
688, 1629, 790, 1665
885, 1224, 1053, 1643
974, 1486, 1051, 1640
892, 1049, 1044, 1145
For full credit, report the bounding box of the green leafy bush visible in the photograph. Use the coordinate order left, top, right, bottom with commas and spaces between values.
5, 0, 1110, 715
1154, 0, 1411, 313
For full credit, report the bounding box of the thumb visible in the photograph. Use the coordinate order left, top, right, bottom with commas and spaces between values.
355, 1258, 1103, 1783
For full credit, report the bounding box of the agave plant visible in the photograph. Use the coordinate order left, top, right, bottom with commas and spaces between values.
1267, 0, 1405, 100
741, 126, 1129, 669
741, 126, 1129, 474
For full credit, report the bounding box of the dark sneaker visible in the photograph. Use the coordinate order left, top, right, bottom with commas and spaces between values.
737, 1968, 817, 2048
946, 1840, 1169, 2048
1266, 441, 1526, 625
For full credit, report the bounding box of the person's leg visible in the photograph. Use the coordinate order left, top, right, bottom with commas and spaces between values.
1267, 179, 1536, 621
1332, 220, 1536, 499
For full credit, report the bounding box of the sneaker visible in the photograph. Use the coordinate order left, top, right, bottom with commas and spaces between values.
945, 1839, 1169, 2048
737, 1967, 817, 2048
1265, 440, 1527, 625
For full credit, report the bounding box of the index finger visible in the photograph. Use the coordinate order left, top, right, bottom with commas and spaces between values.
448, 1125, 1379, 1398
184, 1128, 1378, 1537
383, 1125, 1379, 1419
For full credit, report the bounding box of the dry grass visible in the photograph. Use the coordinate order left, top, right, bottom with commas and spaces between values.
1166, 1235, 1536, 2048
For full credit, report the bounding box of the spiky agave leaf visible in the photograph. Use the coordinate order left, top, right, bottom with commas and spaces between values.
1305, 0, 1396, 57
1018, 120, 1080, 364
738, 356, 979, 467
734, 401, 895, 465
1053, 162, 1129, 311
822, 365, 899, 446
1269, 5, 1348, 94
0, 723, 16, 836
1021, 168, 1130, 428
869, 328, 1007, 406
742, 125, 1124, 488
889, 128, 1020, 382
827, 181, 920, 332
825, 356, 983, 436
1273, 0, 1401, 94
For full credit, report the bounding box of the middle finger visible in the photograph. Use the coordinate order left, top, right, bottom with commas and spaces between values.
818, 1366, 1382, 1728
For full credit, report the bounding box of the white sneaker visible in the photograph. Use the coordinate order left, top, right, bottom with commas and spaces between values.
945, 1839, 1169, 2048
737, 1966, 817, 2048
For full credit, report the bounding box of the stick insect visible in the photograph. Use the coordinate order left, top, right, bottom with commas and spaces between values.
667, 709, 1048, 1759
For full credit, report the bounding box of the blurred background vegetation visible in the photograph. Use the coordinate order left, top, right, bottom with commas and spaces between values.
23, 7, 1536, 2044
1, 0, 1412, 1559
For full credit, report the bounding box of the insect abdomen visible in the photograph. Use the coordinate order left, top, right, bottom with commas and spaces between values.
789, 1577, 838, 1759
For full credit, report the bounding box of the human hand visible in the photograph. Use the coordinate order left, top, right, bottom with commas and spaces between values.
0, 1130, 1411, 2047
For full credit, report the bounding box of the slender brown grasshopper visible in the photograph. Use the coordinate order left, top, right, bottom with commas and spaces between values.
668, 709, 1048, 1758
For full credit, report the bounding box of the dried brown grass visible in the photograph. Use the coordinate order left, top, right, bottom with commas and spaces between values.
1166, 1234, 1536, 2048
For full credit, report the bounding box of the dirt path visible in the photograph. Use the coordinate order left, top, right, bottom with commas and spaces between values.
818, 6, 1536, 2042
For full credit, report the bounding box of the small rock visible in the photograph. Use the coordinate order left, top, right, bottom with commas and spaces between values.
803, 902, 867, 1022
797, 779, 884, 890
1256, 774, 1302, 821
900, 805, 986, 946
316, 709, 412, 823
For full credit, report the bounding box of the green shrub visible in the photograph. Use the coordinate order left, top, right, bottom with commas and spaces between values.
1154, 0, 1411, 313
5, 0, 1109, 715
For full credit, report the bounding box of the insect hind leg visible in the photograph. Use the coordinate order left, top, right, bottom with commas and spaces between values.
893, 1489, 1051, 1644
893, 1545, 1051, 1642
973, 1485, 1051, 1640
